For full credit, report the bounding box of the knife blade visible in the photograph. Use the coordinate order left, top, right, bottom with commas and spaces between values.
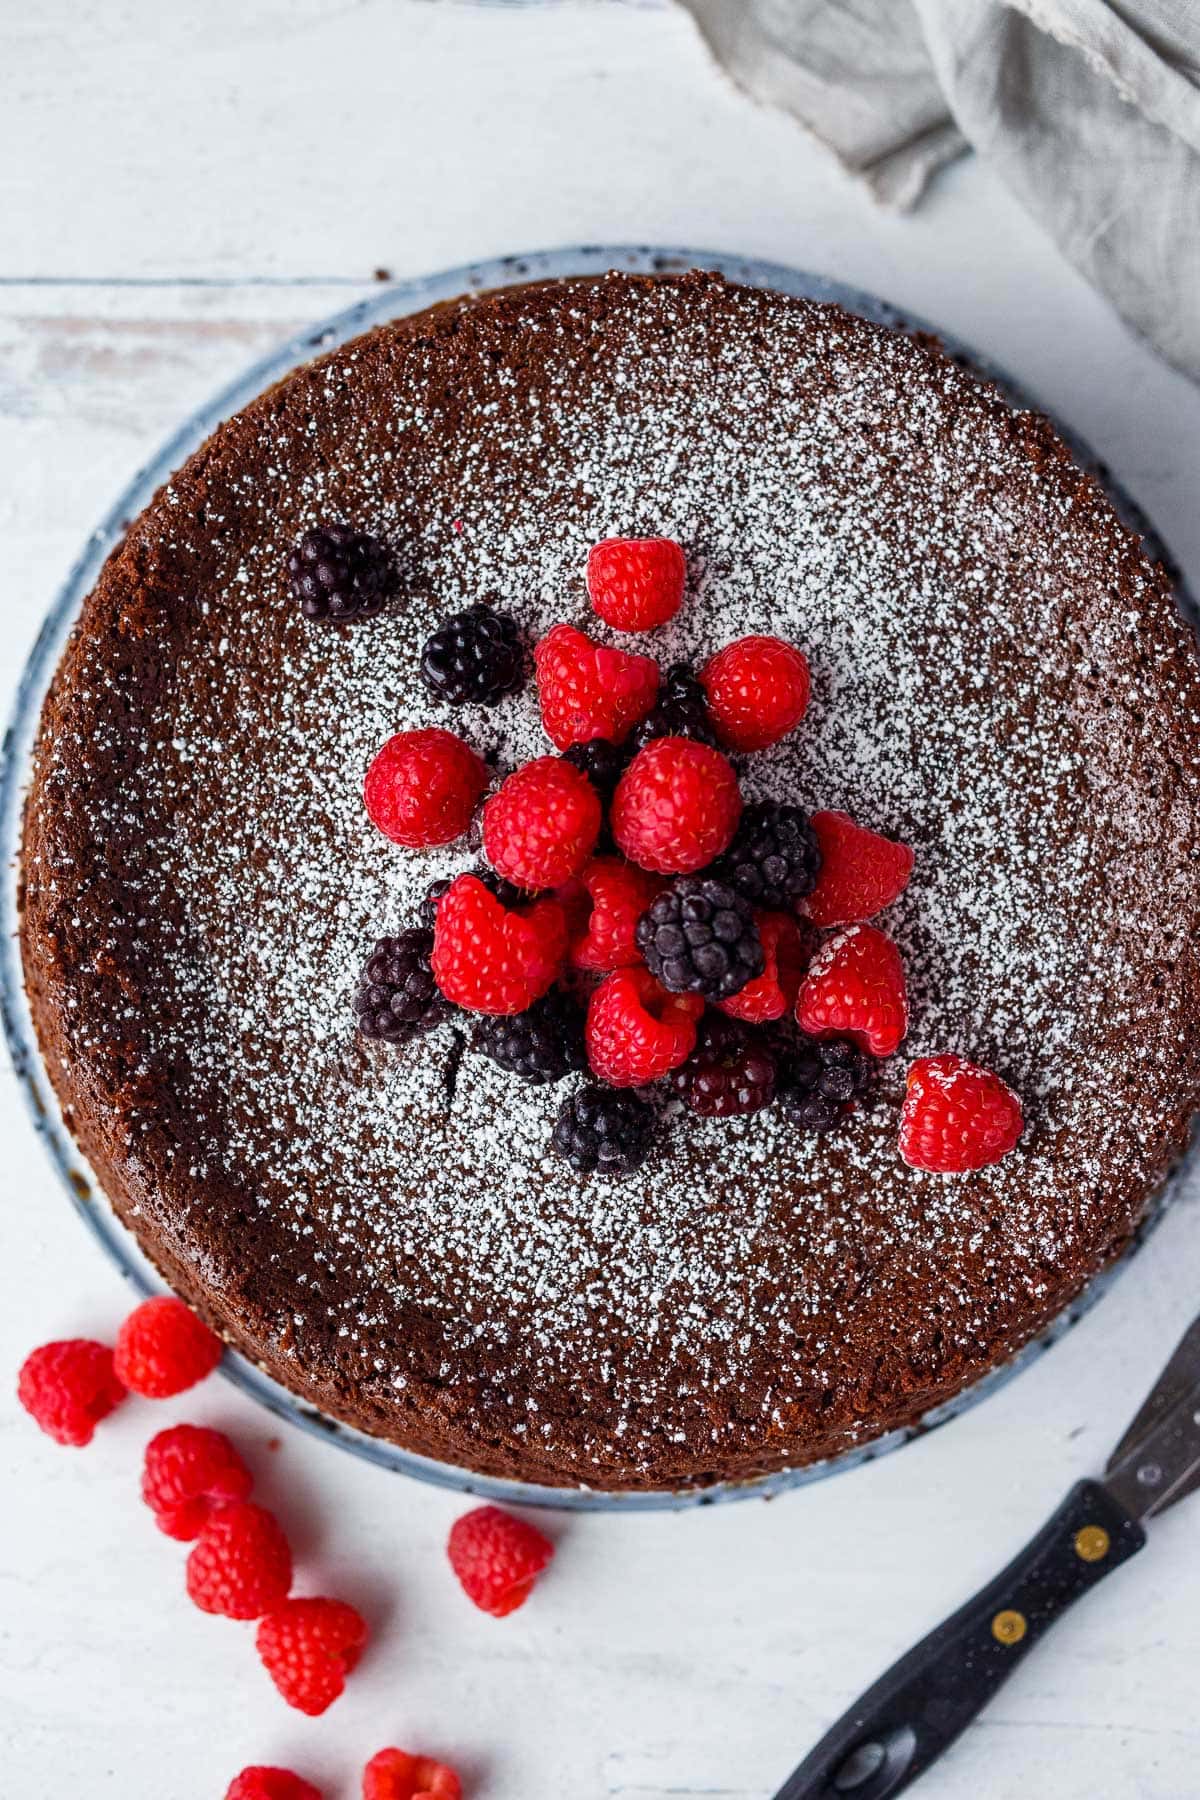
1103, 1314, 1200, 1518
773, 1311, 1200, 1800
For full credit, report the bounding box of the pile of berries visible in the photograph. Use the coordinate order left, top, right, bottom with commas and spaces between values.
19, 1286, 556, 1794
15, 1295, 371, 1714
17, 1294, 223, 1448
340, 528, 1022, 1178
226, 1744, 467, 1800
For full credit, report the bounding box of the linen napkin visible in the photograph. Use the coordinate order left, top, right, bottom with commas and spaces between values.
676, 0, 1200, 382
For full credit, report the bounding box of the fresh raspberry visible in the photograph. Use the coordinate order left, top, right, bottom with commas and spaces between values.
551, 870, 595, 948
431, 874, 567, 1014
363, 1748, 463, 1800
186, 1500, 293, 1619
807, 810, 915, 929
421, 866, 522, 928
141, 1424, 253, 1539
226, 1768, 324, 1800
565, 857, 664, 973
795, 924, 908, 1058
700, 635, 810, 753
113, 1296, 222, 1398
364, 728, 487, 849
533, 623, 659, 750
611, 737, 742, 875
585, 965, 704, 1087
586, 536, 686, 633
447, 1504, 554, 1618
17, 1339, 126, 1447
256, 1596, 368, 1715
482, 756, 601, 889
719, 912, 812, 1024
899, 1055, 1024, 1173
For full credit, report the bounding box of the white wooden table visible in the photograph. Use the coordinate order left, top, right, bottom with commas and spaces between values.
4, 4, 1200, 1796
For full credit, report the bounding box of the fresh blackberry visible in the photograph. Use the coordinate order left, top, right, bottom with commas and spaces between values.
354, 930, 452, 1044
551, 1083, 656, 1177
474, 867, 526, 907
671, 1013, 777, 1118
563, 737, 627, 802
287, 521, 394, 623
420, 603, 525, 706
472, 990, 586, 1085
717, 801, 822, 909
777, 1033, 875, 1131
419, 876, 453, 931
420, 867, 523, 929
626, 663, 717, 756
635, 876, 763, 1002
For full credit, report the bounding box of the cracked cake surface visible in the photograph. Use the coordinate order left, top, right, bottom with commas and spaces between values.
20, 270, 1200, 1488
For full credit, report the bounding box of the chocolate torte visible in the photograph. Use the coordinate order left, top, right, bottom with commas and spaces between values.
20, 272, 1200, 1489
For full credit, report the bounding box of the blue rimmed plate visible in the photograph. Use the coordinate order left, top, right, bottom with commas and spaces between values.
2, 245, 1194, 1510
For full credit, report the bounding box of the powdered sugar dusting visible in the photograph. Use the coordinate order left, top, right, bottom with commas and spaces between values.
27, 275, 1200, 1482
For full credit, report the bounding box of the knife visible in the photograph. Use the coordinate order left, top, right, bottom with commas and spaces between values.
773, 1313, 1200, 1799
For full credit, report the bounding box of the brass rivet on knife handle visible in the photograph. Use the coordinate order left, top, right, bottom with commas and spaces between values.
1074, 1524, 1111, 1562
991, 1609, 1027, 1645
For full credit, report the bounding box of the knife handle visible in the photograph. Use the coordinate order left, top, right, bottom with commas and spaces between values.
773, 1479, 1145, 1800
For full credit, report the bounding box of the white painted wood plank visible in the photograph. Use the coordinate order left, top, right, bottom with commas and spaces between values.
0, 283, 376, 725
2, 0, 737, 281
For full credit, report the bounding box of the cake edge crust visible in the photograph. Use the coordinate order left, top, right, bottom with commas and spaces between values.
19, 271, 1200, 1491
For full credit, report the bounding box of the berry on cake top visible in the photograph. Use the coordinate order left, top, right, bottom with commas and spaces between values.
33, 270, 1186, 1493
348, 530, 1020, 1180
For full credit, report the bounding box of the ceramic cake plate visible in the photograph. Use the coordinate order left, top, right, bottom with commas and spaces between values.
3, 246, 1195, 1510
